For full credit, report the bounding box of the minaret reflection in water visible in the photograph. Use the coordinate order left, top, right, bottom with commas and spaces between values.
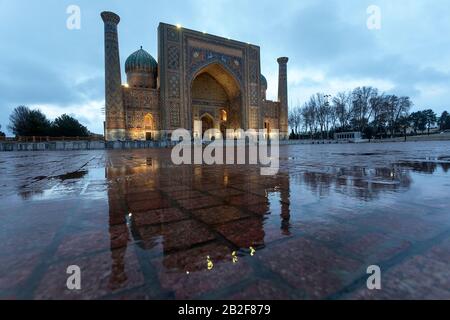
105, 152, 292, 285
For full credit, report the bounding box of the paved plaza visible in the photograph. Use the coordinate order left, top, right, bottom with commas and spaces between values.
0, 142, 449, 299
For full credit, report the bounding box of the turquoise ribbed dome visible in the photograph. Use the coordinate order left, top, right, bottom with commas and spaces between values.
125, 47, 157, 74
260, 74, 267, 88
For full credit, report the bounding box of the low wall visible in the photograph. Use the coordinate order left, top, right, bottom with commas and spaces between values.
279, 139, 339, 145
0, 140, 175, 152
2, 138, 401, 152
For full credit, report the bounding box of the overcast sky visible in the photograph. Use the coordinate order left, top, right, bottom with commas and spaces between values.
1, 0, 450, 134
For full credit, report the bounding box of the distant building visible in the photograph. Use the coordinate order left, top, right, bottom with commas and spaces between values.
334, 131, 362, 142
101, 11, 289, 141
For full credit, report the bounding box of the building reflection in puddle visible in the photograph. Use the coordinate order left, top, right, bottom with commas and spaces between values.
295, 166, 413, 201
397, 160, 450, 173
104, 153, 293, 288
103, 153, 449, 289
2, 146, 448, 299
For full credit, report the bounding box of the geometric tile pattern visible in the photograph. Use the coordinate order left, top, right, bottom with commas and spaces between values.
168, 45, 180, 70
249, 62, 258, 83
168, 73, 180, 99
169, 101, 181, 127
250, 85, 258, 106
167, 27, 180, 42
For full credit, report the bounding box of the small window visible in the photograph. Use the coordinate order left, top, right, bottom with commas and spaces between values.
221, 110, 227, 121
144, 114, 154, 130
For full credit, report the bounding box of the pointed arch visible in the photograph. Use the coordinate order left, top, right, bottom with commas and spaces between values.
190, 61, 242, 99
190, 62, 243, 136
144, 113, 154, 130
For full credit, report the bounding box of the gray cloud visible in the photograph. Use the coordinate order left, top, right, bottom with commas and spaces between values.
1, 0, 450, 134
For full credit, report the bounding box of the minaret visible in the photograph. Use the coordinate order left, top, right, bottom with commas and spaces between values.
277, 57, 289, 139
101, 11, 125, 141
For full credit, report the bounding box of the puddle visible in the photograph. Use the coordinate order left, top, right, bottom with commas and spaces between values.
54, 170, 88, 181
1, 143, 450, 299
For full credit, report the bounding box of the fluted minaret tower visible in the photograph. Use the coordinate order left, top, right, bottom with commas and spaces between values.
277, 57, 289, 139
101, 11, 126, 141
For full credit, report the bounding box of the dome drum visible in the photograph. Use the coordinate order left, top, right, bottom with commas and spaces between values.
125, 47, 158, 88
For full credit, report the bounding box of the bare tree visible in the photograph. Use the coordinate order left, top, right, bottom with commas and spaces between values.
385, 95, 412, 137
298, 86, 415, 140
329, 103, 338, 134
333, 91, 352, 130
351, 86, 378, 131
311, 93, 328, 139
301, 101, 316, 139
288, 105, 302, 136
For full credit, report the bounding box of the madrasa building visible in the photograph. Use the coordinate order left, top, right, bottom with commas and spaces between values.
101, 11, 289, 141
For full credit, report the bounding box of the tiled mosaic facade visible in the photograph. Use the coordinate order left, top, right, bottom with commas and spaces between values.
101, 12, 289, 141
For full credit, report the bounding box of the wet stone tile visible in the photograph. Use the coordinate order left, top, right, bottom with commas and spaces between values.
127, 197, 172, 212
153, 241, 233, 272
157, 219, 217, 252
0, 206, 67, 256
132, 224, 163, 251
338, 232, 412, 263
346, 252, 450, 300
107, 286, 166, 300
192, 205, 249, 225
84, 183, 108, 194
158, 185, 191, 193
176, 195, 223, 210
246, 203, 271, 215
69, 203, 110, 230
260, 218, 294, 244
352, 212, 445, 242
125, 190, 163, 202
193, 182, 229, 192
426, 237, 450, 265
226, 279, 298, 300
227, 194, 268, 206
55, 230, 113, 260
206, 187, 244, 198
164, 190, 205, 200
216, 217, 266, 248
0, 250, 44, 296
255, 237, 361, 299
34, 247, 145, 300
293, 220, 363, 247
132, 208, 188, 226
153, 256, 253, 299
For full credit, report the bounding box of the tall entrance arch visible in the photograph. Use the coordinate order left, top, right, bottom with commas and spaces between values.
190, 63, 242, 139
200, 113, 214, 138
158, 24, 266, 137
